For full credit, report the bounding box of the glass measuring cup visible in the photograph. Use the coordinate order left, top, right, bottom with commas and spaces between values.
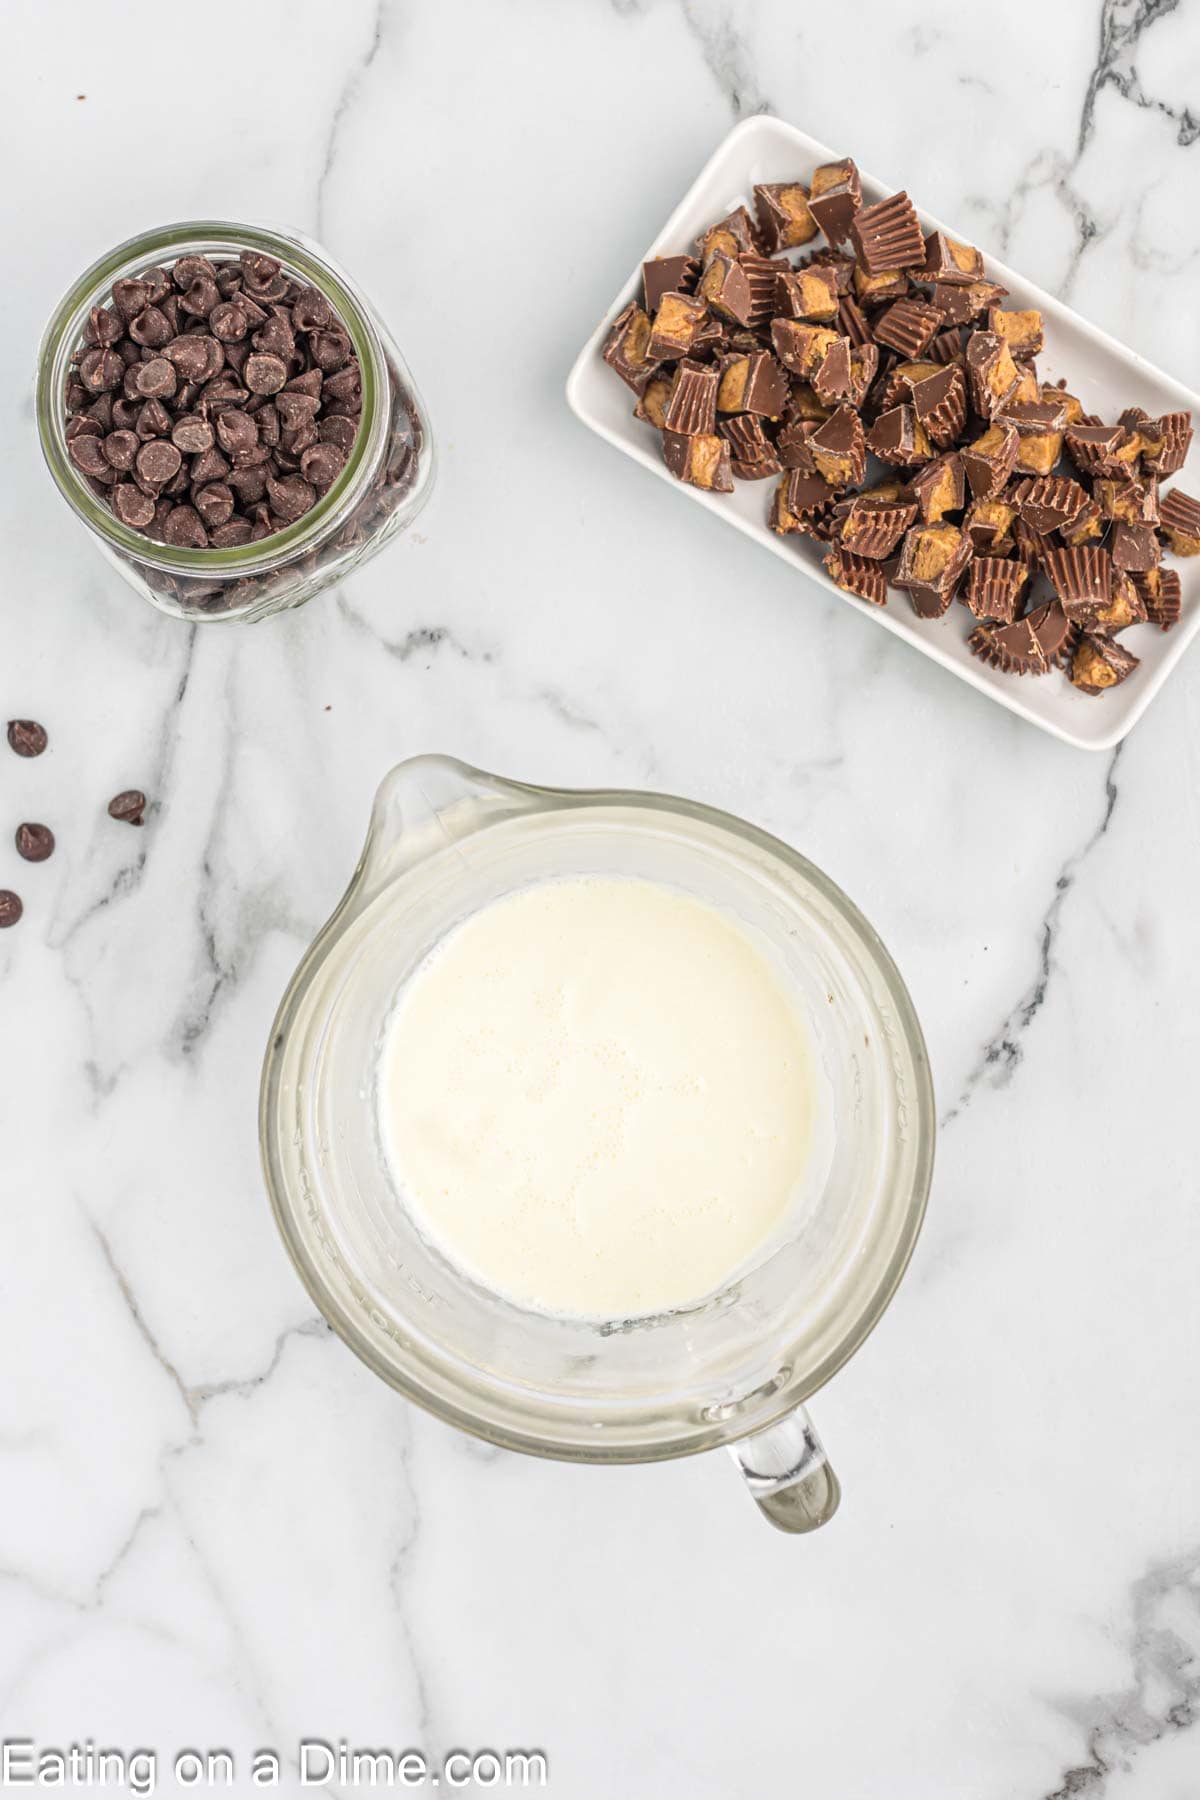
259, 756, 934, 1532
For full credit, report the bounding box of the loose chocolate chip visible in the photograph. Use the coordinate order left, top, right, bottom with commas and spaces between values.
164, 335, 214, 382
275, 392, 319, 430
310, 329, 351, 372
244, 352, 288, 395
190, 445, 230, 485
15, 823, 54, 863
102, 429, 139, 471
194, 481, 235, 528
240, 251, 286, 300
113, 483, 157, 528
129, 306, 171, 348
318, 414, 358, 453
142, 266, 173, 305
0, 890, 22, 928
134, 356, 178, 399
66, 415, 102, 442
285, 367, 323, 401
135, 439, 183, 487
171, 415, 214, 454
7, 720, 47, 757
108, 789, 147, 825
86, 304, 124, 347
253, 313, 295, 361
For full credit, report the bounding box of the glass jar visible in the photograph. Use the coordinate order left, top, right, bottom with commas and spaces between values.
36, 221, 434, 623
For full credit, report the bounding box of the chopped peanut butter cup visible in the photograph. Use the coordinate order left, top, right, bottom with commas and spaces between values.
824, 543, 888, 604
1070, 632, 1139, 694
963, 556, 1029, 622
807, 158, 862, 244
850, 191, 925, 274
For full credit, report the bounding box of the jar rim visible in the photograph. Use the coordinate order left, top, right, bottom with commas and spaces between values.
36, 219, 386, 578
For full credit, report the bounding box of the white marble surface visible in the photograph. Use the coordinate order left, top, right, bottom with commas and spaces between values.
3, 2, 1200, 1795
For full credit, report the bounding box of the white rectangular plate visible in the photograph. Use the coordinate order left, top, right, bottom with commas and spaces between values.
566, 114, 1200, 751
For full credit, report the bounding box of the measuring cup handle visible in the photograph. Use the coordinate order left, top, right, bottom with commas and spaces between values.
728, 1404, 841, 1534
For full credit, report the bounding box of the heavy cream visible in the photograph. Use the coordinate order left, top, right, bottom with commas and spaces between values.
377, 876, 824, 1318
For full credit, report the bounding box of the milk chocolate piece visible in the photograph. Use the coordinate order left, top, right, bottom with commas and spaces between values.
698, 251, 755, 326
1070, 632, 1139, 694
770, 470, 836, 536
776, 265, 840, 323
846, 343, 880, 410
873, 297, 943, 358
1014, 475, 1089, 535
696, 207, 758, 264
776, 412, 819, 470
931, 280, 1007, 325
1141, 411, 1193, 475
1110, 521, 1160, 573
719, 413, 781, 479
1042, 545, 1113, 622
753, 183, 818, 252
824, 543, 888, 604
811, 337, 854, 404
770, 319, 841, 379
964, 556, 1029, 622
910, 363, 967, 446
1012, 516, 1055, 570
926, 328, 965, 366
920, 230, 985, 285
837, 492, 917, 559
1064, 423, 1126, 478
880, 358, 941, 409
663, 360, 719, 436
1092, 572, 1147, 633
1097, 475, 1159, 525
738, 252, 790, 328
964, 494, 1017, 551
850, 191, 924, 274
969, 601, 1070, 675
633, 371, 672, 430
853, 264, 909, 308
838, 294, 872, 347
1158, 485, 1200, 553
643, 255, 699, 317
1135, 566, 1182, 630
647, 292, 709, 362
962, 422, 1019, 498
603, 302, 658, 390
965, 331, 1020, 419
1061, 496, 1105, 546
988, 307, 1044, 361
661, 429, 734, 491
715, 350, 789, 417
807, 159, 862, 244
911, 452, 965, 523
998, 400, 1066, 476
867, 405, 931, 468
897, 522, 971, 616
809, 405, 866, 489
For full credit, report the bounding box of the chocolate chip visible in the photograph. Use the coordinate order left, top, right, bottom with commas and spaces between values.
108, 789, 147, 825
240, 251, 287, 300
172, 255, 217, 289
216, 409, 259, 458
318, 414, 358, 453
102, 429, 139, 471
190, 445, 229, 485
15, 823, 54, 863
266, 475, 316, 523
310, 330, 351, 372
244, 353, 288, 395
163, 504, 208, 547
180, 275, 220, 318
164, 335, 215, 382
285, 368, 323, 401
209, 517, 254, 547
113, 483, 157, 528
86, 304, 123, 347
135, 439, 182, 488
7, 720, 47, 757
68, 433, 111, 478
0, 890, 22, 928
300, 442, 347, 490
79, 348, 124, 392
135, 398, 173, 439
171, 415, 214, 454
134, 357, 178, 400
194, 482, 234, 528
112, 277, 152, 320
129, 306, 172, 348
253, 313, 295, 361
210, 301, 249, 343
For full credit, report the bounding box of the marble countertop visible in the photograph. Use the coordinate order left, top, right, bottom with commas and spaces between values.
4, 2, 1200, 1795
